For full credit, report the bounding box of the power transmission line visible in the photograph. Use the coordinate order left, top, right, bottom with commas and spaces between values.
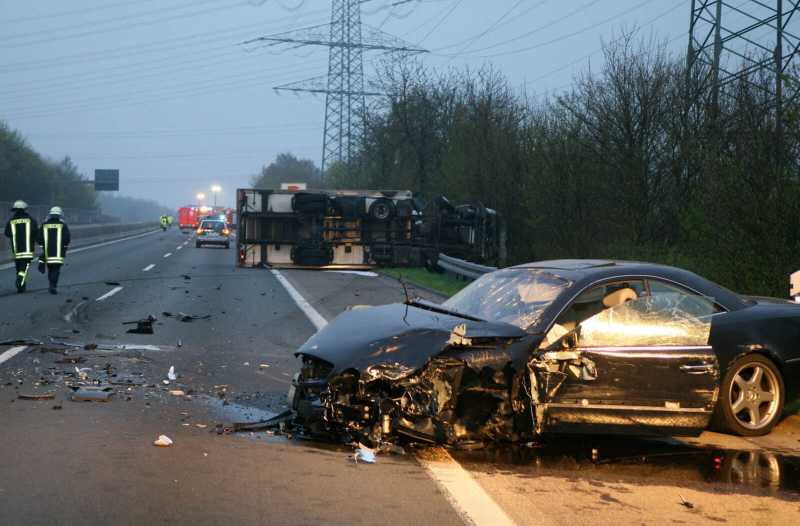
245, 0, 427, 176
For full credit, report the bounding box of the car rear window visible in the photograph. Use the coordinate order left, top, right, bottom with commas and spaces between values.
200, 221, 224, 231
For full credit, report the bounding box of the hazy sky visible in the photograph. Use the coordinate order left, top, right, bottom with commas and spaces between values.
0, 0, 765, 209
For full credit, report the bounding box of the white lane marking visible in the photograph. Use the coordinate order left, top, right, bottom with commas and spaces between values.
271, 270, 515, 526
0, 346, 28, 366
0, 228, 160, 271
163, 252, 172, 258
418, 450, 518, 526
325, 270, 378, 277
176, 245, 183, 251
270, 270, 328, 331
142, 264, 155, 272
96, 286, 123, 302
64, 300, 86, 323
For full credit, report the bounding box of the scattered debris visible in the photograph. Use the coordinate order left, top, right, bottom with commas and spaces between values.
18, 393, 55, 400
0, 338, 43, 346
679, 496, 694, 509
354, 445, 377, 464
177, 312, 210, 323
84, 343, 98, 351
52, 404, 62, 410
167, 366, 177, 381
104, 281, 121, 286
109, 375, 145, 386
74, 367, 90, 381
70, 387, 114, 402
169, 390, 185, 397
195, 424, 207, 429
243, 362, 249, 366
259, 363, 270, 369
181, 274, 191, 280
55, 356, 86, 364
153, 435, 173, 447
123, 315, 156, 334
216, 409, 294, 434
177, 339, 182, 348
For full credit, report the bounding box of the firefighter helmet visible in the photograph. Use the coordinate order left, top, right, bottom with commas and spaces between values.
49, 206, 63, 217
12, 200, 28, 210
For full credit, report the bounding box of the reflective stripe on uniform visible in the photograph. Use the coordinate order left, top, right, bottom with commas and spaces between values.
43, 223, 65, 264
10, 218, 33, 259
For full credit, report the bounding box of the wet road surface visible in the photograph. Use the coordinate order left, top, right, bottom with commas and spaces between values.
1, 229, 799, 525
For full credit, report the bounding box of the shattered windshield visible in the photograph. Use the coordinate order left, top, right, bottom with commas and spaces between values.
442, 269, 572, 329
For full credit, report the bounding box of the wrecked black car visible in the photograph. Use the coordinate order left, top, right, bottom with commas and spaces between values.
290, 260, 800, 446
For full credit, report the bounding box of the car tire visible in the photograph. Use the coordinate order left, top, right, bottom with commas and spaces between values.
225, 242, 230, 249
196, 242, 201, 248
714, 354, 784, 436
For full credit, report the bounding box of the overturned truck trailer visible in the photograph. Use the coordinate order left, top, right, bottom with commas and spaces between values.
236, 188, 501, 269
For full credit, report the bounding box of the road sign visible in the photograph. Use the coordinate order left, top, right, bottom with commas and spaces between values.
94, 169, 119, 191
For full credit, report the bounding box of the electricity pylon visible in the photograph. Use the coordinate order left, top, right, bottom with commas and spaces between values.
245, 1, 427, 177
687, 0, 799, 162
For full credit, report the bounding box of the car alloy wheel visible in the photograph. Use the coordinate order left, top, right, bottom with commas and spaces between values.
724, 356, 783, 434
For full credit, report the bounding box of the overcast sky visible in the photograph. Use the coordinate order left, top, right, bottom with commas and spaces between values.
0, 0, 774, 209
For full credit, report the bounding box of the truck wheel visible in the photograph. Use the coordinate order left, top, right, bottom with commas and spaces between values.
195, 241, 201, 248
369, 198, 394, 221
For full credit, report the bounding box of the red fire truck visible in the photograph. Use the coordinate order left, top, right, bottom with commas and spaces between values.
178, 206, 200, 230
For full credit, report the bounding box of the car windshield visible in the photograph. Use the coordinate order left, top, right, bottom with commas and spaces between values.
442, 268, 572, 330
201, 221, 224, 232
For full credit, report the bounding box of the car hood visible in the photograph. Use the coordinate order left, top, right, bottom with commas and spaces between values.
295, 303, 527, 378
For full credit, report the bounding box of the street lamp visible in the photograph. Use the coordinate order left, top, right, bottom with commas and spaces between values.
211, 185, 221, 206
196, 192, 206, 203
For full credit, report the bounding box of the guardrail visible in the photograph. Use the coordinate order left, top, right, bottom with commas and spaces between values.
437, 253, 497, 280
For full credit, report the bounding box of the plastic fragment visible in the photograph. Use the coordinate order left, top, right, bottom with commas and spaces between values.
679, 496, 694, 509
169, 390, 185, 396
153, 435, 173, 447
167, 366, 177, 381
354, 445, 376, 464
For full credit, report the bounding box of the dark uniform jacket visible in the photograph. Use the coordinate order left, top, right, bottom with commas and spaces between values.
4, 211, 38, 260
38, 217, 71, 264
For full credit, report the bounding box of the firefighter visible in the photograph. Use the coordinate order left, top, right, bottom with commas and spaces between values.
167, 214, 174, 227
3, 200, 38, 293
160, 214, 168, 231
38, 206, 70, 295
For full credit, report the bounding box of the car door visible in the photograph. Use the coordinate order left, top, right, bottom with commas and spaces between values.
529, 292, 719, 437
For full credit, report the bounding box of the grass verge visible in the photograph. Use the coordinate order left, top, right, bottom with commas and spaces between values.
381, 267, 467, 298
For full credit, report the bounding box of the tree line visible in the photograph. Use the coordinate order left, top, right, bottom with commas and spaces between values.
321, 35, 800, 298
0, 121, 170, 222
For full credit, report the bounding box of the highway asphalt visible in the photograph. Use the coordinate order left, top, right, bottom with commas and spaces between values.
1, 228, 799, 526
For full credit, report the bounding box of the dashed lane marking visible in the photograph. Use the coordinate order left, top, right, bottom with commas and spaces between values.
64, 300, 87, 323
0, 229, 160, 271
142, 264, 155, 272
163, 252, 172, 258
0, 346, 28, 367
176, 246, 183, 251
96, 286, 123, 302
270, 270, 518, 526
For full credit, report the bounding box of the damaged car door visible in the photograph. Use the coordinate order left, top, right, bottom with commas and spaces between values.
529, 293, 719, 437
